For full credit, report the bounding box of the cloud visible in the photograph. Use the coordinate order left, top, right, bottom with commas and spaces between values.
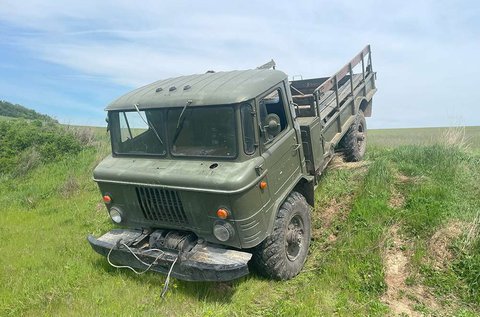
1, 0, 479, 127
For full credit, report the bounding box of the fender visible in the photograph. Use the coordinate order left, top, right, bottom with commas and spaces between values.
264, 174, 314, 236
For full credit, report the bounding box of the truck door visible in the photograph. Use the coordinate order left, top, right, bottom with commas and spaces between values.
258, 86, 302, 198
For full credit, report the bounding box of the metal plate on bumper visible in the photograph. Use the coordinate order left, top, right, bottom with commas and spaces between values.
88, 229, 252, 282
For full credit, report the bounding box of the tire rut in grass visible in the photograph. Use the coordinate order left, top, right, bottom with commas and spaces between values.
388, 188, 405, 209
382, 224, 441, 316
382, 224, 418, 316
313, 156, 369, 244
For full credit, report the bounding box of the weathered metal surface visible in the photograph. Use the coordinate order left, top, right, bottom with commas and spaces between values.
297, 116, 323, 175
106, 69, 287, 111
88, 229, 252, 282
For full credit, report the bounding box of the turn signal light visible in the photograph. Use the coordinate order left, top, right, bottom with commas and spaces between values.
103, 195, 112, 204
259, 181, 267, 190
216, 208, 229, 219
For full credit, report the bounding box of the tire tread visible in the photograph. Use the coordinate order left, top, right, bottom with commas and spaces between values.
252, 191, 311, 280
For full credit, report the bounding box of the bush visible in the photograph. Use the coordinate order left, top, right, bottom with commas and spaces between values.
0, 119, 84, 176
0, 100, 57, 122
63, 125, 96, 147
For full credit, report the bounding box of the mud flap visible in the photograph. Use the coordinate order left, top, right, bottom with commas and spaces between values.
88, 229, 252, 282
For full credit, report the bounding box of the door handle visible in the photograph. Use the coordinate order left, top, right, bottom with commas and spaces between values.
292, 143, 301, 151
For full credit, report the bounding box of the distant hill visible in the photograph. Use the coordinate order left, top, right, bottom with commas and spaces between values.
0, 100, 57, 123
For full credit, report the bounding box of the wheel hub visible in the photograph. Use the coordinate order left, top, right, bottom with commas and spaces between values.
356, 123, 366, 153
285, 215, 304, 261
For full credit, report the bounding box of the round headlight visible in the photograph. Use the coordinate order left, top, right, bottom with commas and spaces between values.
213, 222, 234, 242
109, 207, 122, 224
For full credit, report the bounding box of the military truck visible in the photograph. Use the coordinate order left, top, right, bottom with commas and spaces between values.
88, 45, 377, 281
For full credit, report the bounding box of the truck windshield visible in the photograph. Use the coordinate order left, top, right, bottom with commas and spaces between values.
167, 106, 236, 158
110, 110, 166, 156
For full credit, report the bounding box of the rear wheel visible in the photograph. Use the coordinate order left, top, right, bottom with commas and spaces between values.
252, 191, 311, 280
340, 110, 367, 162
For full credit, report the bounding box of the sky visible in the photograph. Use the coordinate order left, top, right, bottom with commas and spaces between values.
0, 0, 479, 128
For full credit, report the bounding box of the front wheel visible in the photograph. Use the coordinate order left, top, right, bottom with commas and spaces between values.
252, 191, 311, 280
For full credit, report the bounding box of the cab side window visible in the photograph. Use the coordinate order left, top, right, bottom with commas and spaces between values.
259, 89, 288, 144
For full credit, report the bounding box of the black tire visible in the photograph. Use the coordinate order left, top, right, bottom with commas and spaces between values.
340, 110, 367, 162
252, 191, 311, 280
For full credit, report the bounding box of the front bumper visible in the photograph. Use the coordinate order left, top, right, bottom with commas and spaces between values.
88, 229, 252, 282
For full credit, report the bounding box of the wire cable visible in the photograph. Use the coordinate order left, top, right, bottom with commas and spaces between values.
107, 243, 164, 275
106, 242, 179, 298
161, 255, 178, 298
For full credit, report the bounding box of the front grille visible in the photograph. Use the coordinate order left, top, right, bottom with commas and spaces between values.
135, 186, 189, 225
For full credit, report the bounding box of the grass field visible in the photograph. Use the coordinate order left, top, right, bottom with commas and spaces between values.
369, 126, 480, 150
1, 126, 479, 316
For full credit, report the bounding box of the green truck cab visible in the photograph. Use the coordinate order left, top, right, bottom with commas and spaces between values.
88, 45, 377, 281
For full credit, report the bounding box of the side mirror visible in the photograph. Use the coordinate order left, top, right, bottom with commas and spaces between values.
264, 113, 281, 139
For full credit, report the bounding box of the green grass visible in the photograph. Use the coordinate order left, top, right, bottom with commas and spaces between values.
369, 126, 480, 150
1, 127, 479, 316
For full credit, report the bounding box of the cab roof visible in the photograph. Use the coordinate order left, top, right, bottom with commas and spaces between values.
106, 69, 287, 111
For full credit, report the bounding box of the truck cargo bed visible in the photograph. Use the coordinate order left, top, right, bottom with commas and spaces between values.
291, 45, 376, 176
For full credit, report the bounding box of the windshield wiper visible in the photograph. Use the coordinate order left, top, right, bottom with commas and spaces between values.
133, 103, 164, 145
172, 100, 193, 145
123, 112, 133, 139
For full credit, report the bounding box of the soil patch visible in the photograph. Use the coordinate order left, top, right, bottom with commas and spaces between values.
382, 225, 417, 316
329, 154, 370, 170
320, 197, 352, 229
382, 225, 440, 316
313, 194, 354, 243
389, 188, 405, 209
313, 156, 368, 241
428, 221, 466, 269
394, 172, 428, 185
